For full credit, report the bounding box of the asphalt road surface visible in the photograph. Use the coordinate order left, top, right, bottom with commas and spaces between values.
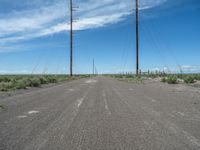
0, 77, 200, 150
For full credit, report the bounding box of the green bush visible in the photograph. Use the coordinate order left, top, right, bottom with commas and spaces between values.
0, 77, 11, 82
39, 76, 48, 84
193, 74, 200, 81
115, 75, 124, 78
126, 74, 134, 78
177, 74, 183, 79
166, 76, 177, 84
57, 76, 68, 82
149, 74, 157, 78
161, 77, 167, 83
0, 75, 88, 91
29, 77, 41, 87
46, 76, 58, 83
0, 82, 14, 91
14, 79, 28, 89
0, 104, 5, 110
184, 76, 195, 84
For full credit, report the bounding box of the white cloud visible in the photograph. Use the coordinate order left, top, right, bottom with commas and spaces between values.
0, 0, 167, 44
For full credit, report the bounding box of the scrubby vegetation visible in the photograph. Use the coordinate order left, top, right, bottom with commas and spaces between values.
105, 74, 143, 83
107, 73, 200, 85
0, 75, 90, 91
161, 77, 167, 83
0, 104, 4, 110
166, 76, 178, 84
161, 76, 178, 84
183, 76, 195, 84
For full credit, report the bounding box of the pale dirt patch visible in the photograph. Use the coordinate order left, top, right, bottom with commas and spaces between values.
69, 89, 74, 92
17, 115, 27, 118
85, 79, 98, 84
28, 110, 39, 114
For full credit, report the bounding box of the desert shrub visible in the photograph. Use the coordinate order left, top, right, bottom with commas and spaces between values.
126, 74, 134, 78
135, 76, 143, 82
166, 76, 177, 84
11, 78, 17, 83
39, 76, 48, 84
0, 76, 11, 82
193, 74, 200, 81
0, 75, 88, 91
58, 76, 68, 82
148, 73, 157, 78
29, 77, 41, 87
0, 104, 4, 109
45, 76, 58, 83
14, 82, 26, 89
115, 75, 124, 78
161, 77, 167, 83
177, 74, 184, 79
184, 76, 195, 84
0, 82, 14, 91
14, 79, 28, 89
70, 76, 77, 80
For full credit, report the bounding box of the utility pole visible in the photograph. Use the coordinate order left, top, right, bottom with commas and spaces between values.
70, 0, 73, 76
93, 59, 95, 75
135, 0, 139, 76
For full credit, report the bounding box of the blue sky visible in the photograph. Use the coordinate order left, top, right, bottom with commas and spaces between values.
0, 0, 199, 74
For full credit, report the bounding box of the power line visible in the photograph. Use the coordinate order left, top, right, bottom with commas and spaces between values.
139, 14, 171, 73
140, 12, 183, 73
95, 67, 98, 75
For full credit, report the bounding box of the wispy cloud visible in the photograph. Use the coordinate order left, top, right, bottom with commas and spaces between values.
0, 0, 167, 44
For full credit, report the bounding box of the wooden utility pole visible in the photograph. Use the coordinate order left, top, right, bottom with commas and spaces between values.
135, 0, 139, 76
93, 59, 95, 75
70, 0, 73, 76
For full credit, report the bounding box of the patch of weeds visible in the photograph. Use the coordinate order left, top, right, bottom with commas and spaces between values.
166, 76, 178, 84
0, 75, 89, 91
161, 77, 167, 83
0, 76, 11, 82
193, 74, 200, 81
45, 76, 58, 83
118, 76, 143, 84
14, 79, 28, 89
0, 104, 5, 110
0, 82, 14, 91
134, 76, 143, 83
39, 76, 48, 84
29, 77, 41, 87
184, 76, 195, 84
